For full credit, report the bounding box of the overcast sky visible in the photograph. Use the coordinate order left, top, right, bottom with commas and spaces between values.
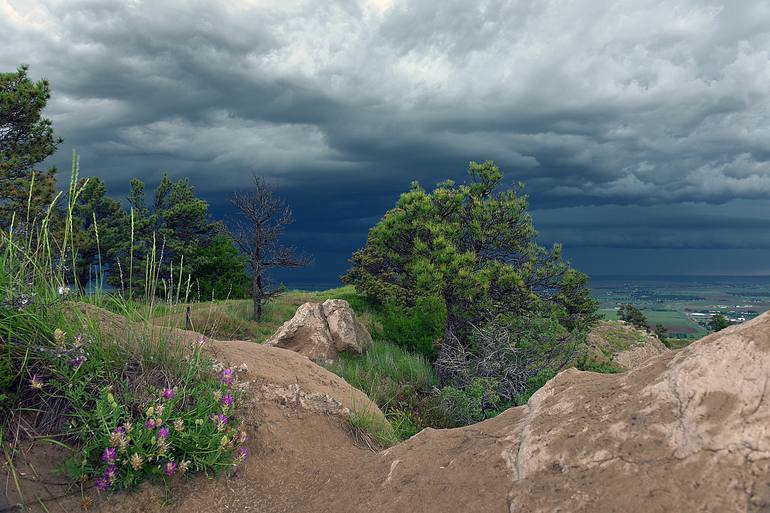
3, 0, 770, 285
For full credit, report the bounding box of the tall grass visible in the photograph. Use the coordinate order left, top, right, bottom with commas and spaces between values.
0, 155, 248, 505
327, 338, 452, 440
329, 339, 437, 406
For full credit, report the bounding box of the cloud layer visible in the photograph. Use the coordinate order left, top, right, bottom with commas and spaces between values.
2, 0, 770, 279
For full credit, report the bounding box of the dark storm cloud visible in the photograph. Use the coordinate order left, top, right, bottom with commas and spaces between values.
3, 0, 770, 280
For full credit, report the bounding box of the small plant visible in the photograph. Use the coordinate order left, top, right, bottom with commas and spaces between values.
575, 357, 621, 374
348, 404, 398, 449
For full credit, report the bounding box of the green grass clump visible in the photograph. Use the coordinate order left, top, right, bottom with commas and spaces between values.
595, 322, 648, 351
347, 404, 399, 449
327, 338, 453, 439
329, 338, 438, 405
575, 357, 622, 374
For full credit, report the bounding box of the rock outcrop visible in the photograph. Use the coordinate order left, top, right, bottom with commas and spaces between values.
588, 319, 669, 369
265, 299, 372, 363
358, 312, 770, 513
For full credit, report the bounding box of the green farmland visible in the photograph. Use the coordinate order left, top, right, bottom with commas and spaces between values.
592, 275, 770, 340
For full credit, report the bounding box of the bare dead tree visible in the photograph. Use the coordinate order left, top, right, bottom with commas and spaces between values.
227, 175, 310, 321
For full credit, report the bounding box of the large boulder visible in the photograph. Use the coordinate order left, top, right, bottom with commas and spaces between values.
265, 299, 372, 363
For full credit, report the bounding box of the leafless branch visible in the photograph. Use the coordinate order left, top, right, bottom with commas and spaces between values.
225, 175, 310, 320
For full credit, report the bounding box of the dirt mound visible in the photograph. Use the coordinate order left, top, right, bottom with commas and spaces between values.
7, 307, 770, 512
2, 304, 383, 513
588, 320, 669, 369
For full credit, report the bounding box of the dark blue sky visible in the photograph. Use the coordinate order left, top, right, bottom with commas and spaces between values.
3, 0, 770, 287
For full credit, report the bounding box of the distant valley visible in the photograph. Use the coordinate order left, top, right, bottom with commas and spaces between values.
593, 275, 770, 340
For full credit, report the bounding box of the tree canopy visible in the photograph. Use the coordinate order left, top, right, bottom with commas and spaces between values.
618, 303, 649, 331
344, 161, 599, 407
344, 161, 598, 333
708, 314, 730, 332
0, 65, 61, 226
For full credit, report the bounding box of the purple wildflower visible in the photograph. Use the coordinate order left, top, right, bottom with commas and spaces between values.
70, 355, 86, 368
163, 461, 177, 477
94, 476, 110, 492
157, 427, 170, 440
103, 464, 118, 482
162, 388, 175, 400
145, 418, 157, 430
234, 446, 248, 463
102, 447, 117, 464
211, 413, 228, 429
220, 368, 234, 385
221, 394, 234, 408
113, 426, 125, 436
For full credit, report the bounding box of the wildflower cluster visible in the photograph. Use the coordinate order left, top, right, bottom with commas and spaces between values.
80, 346, 249, 494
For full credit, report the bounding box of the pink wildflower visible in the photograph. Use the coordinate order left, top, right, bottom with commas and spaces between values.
162, 388, 175, 400
70, 355, 86, 368
234, 446, 248, 464
103, 464, 118, 482
94, 476, 109, 492
211, 413, 228, 430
